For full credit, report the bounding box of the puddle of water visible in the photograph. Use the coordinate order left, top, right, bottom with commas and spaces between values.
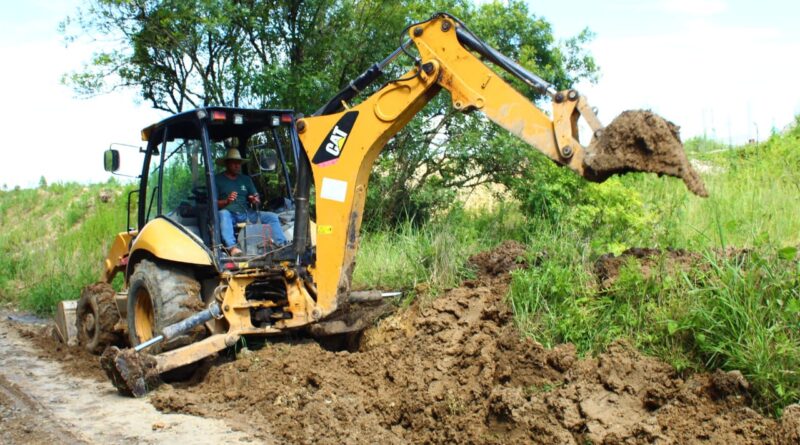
6, 312, 49, 325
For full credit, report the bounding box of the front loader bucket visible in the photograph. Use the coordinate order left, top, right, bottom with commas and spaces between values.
54, 300, 78, 346
582, 110, 708, 197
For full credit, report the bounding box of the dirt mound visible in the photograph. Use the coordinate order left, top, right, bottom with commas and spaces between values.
146, 242, 795, 444
584, 110, 708, 197
594, 247, 702, 289
594, 247, 753, 289
468, 239, 529, 275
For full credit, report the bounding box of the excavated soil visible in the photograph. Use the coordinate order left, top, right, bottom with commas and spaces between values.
594, 247, 753, 289
147, 240, 799, 444
584, 110, 708, 197
594, 247, 703, 289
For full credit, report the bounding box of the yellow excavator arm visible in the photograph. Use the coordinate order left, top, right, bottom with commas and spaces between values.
297, 13, 619, 319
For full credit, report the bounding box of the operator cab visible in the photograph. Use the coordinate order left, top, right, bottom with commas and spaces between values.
105, 107, 308, 271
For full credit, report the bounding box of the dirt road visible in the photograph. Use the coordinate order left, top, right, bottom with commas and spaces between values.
0, 312, 263, 445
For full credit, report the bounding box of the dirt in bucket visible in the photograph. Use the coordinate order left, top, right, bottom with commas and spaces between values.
583, 110, 708, 197
100, 346, 161, 397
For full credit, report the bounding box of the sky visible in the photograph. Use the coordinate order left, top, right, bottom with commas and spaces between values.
1, 0, 798, 189
528, 0, 800, 146
0, 0, 164, 189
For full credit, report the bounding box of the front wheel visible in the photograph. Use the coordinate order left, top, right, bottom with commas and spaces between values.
126, 259, 206, 354
76, 282, 123, 354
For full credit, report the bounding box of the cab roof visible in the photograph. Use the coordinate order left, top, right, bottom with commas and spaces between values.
141, 107, 295, 144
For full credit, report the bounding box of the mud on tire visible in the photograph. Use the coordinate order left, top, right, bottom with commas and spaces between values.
76, 282, 123, 354
127, 259, 206, 354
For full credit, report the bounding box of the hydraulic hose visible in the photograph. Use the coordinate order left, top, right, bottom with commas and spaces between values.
454, 27, 557, 97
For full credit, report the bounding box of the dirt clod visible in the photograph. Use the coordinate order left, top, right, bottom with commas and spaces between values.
584, 109, 708, 197
779, 404, 800, 444
594, 247, 701, 289
709, 369, 750, 401
468, 240, 529, 276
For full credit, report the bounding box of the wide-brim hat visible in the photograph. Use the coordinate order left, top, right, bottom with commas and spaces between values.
216, 148, 247, 166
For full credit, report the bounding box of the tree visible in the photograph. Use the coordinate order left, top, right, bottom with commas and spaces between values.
62, 0, 409, 112
63, 0, 597, 226
363, 0, 597, 226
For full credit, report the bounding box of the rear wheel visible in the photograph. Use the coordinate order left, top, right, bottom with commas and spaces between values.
76, 282, 123, 354
126, 259, 206, 354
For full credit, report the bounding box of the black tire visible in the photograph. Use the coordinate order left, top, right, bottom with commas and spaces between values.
126, 259, 206, 354
76, 282, 123, 354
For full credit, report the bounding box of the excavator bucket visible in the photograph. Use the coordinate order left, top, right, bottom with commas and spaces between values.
582, 110, 708, 197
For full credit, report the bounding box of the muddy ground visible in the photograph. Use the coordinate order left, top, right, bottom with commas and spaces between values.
152, 242, 800, 443
10, 241, 800, 443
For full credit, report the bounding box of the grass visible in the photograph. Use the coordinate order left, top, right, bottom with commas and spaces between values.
0, 180, 131, 313
508, 231, 800, 414
352, 205, 525, 300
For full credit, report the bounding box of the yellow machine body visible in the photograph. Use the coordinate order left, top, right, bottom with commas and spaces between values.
128, 218, 213, 268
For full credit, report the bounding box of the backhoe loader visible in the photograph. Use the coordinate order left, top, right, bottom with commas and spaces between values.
54, 12, 706, 396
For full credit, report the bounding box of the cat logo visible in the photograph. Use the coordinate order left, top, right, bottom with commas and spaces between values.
312, 111, 359, 166
325, 126, 348, 156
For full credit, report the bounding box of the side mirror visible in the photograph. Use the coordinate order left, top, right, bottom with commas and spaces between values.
104, 149, 120, 172
257, 149, 278, 173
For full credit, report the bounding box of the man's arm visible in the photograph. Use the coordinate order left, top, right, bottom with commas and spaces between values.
244, 176, 260, 204
218, 194, 236, 209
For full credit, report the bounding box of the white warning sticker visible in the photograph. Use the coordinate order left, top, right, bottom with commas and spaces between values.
320, 177, 348, 203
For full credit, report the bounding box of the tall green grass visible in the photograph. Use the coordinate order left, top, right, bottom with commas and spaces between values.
509, 232, 800, 414
353, 205, 525, 298
0, 180, 130, 313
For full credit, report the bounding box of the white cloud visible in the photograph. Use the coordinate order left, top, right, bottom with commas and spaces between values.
0, 38, 163, 189
660, 0, 728, 16
574, 19, 799, 144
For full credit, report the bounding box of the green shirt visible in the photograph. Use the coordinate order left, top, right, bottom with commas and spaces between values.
215, 172, 257, 214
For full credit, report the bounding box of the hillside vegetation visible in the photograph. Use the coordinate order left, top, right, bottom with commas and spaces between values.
1, 119, 798, 414
0, 181, 130, 313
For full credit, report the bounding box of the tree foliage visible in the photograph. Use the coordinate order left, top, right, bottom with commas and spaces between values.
63, 0, 598, 226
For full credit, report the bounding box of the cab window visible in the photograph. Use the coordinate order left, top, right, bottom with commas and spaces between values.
143, 130, 208, 225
